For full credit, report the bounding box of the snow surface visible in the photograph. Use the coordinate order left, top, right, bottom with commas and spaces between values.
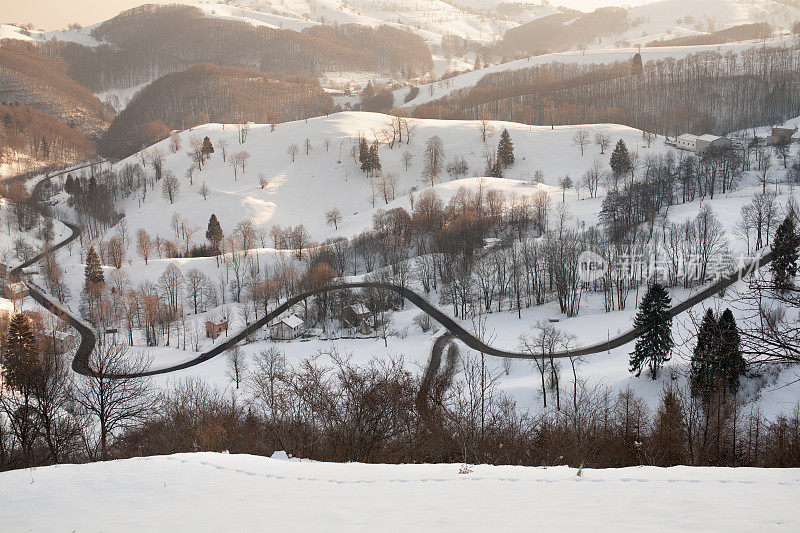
1, 452, 798, 532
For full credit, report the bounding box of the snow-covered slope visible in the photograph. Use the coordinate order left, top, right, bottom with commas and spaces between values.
2, 452, 797, 532
396, 33, 799, 107
108, 112, 665, 243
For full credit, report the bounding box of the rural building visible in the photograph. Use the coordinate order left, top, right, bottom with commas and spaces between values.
676, 134, 697, 152
49, 331, 77, 355
695, 134, 732, 155
341, 303, 372, 334
270, 314, 304, 340
205, 318, 228, 340
4, 282, 28, 310
766, 126, 799, 145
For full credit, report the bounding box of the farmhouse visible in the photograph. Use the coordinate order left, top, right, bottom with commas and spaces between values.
766, 126, 799, 145
270, 314, 305, 340
48, 331, 77, 355
695, 134, 733, 155
676, 134, 697, 152
4, 282, 28, 310
205, 318, 228, 340
341, 303, 372, 334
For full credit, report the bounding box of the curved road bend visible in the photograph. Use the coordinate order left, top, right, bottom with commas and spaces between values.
14, 220, 773, 378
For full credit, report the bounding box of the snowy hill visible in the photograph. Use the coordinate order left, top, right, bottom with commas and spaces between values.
105, 112, 665, 243
1, 452, 798, 531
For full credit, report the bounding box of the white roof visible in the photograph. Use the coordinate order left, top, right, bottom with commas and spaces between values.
52, 331, 75, 340
697, 134, 724, 142
349, 303, 369, 315
792, 131, 800, 139
278, 314, 304, 329
677, 134, 697, 142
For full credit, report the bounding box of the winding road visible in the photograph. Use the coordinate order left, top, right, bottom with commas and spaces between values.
12, 215, 772, 378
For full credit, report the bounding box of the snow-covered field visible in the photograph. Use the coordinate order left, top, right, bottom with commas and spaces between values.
1, 452, 798, 532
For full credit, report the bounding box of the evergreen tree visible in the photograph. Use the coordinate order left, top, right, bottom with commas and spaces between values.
368, 144, 381, 175
718, 308, 745, 393
2, 313, 41, 392
358, 138, 369, 172
691, 308, 746, 397
83, 246, 104, 289
632, 52, 643, 75
206, 214, 224, 253
771, 215, 799, 291
201, 136, 215, 160
610, 139, 632, 179
690, 308, 719, 396
489, 159, 503, 178
650, 387, 686, 466
629, 283, 673, 379
497, 129, 515, 168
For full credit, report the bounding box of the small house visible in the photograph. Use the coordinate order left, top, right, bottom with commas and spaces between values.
270, 314, 304, 340
205, 318, 228, 340
4, 282, 28, 309
676, 134, 697, 152
695, 134, 732, 155
49, 331, 77, 355
341, 303, 372, 335
766, 126, 799, 145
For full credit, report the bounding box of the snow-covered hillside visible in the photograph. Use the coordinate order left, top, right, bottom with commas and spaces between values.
1, 452, 797, 531
105, 112, 664, 243
396, 33, 799, 108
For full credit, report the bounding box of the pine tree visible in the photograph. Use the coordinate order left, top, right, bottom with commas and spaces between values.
771, 215, 799, 291
632, 52, 643, 75
83, 246, 104, 289
629, 283, 673, 379
690, 308, 719, 396
206, 214, 224, 253
2, 313, 41, 392
650, 387, 686, 466
497, 129, 515, 168
489, 159, 503, 178
718, 308, 745, 393
358, 138, 369, 173
610, 139, 632, 179
368, 144, 381, 175
201, 136, 215, 160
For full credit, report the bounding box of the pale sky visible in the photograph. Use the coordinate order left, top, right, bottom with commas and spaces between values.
1, 0, 185, 30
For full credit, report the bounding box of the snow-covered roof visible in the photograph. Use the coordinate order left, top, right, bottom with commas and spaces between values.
697, 134, 724, 142
52, 331, 75, 340
277, 314, 304, 329
349, 303, 370, 315
677, 134, 697, 142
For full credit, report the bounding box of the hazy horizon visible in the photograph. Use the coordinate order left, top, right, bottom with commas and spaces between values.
3, 0, 658, 31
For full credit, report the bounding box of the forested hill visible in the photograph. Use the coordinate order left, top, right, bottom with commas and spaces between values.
0, 40, 110, 138
41, 4, 433, 94
99, 64, 334, 157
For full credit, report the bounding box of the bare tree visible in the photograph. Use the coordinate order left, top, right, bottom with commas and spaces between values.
402, 150, 413, 171
198, 181, 210, 200
218, 138, 230, 162
325, 207, 343, 230
136, 229, 152, 264
74, 342, 153, 460
287, 144, 299, 162
581, 160, 603, 198
423, 135, 445, 187
161, 171, 180, 204
304, 138, 312, 155
258, 173, 269, 189
572, 129, 590, 156
107, 236, 125, 268
225, 347, 248, 389
595, 133, 611, 154
559, 175, 573, 201
169, 132, 181, 154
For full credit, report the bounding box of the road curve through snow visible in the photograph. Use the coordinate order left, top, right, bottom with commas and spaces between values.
14, 219, 772, 378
